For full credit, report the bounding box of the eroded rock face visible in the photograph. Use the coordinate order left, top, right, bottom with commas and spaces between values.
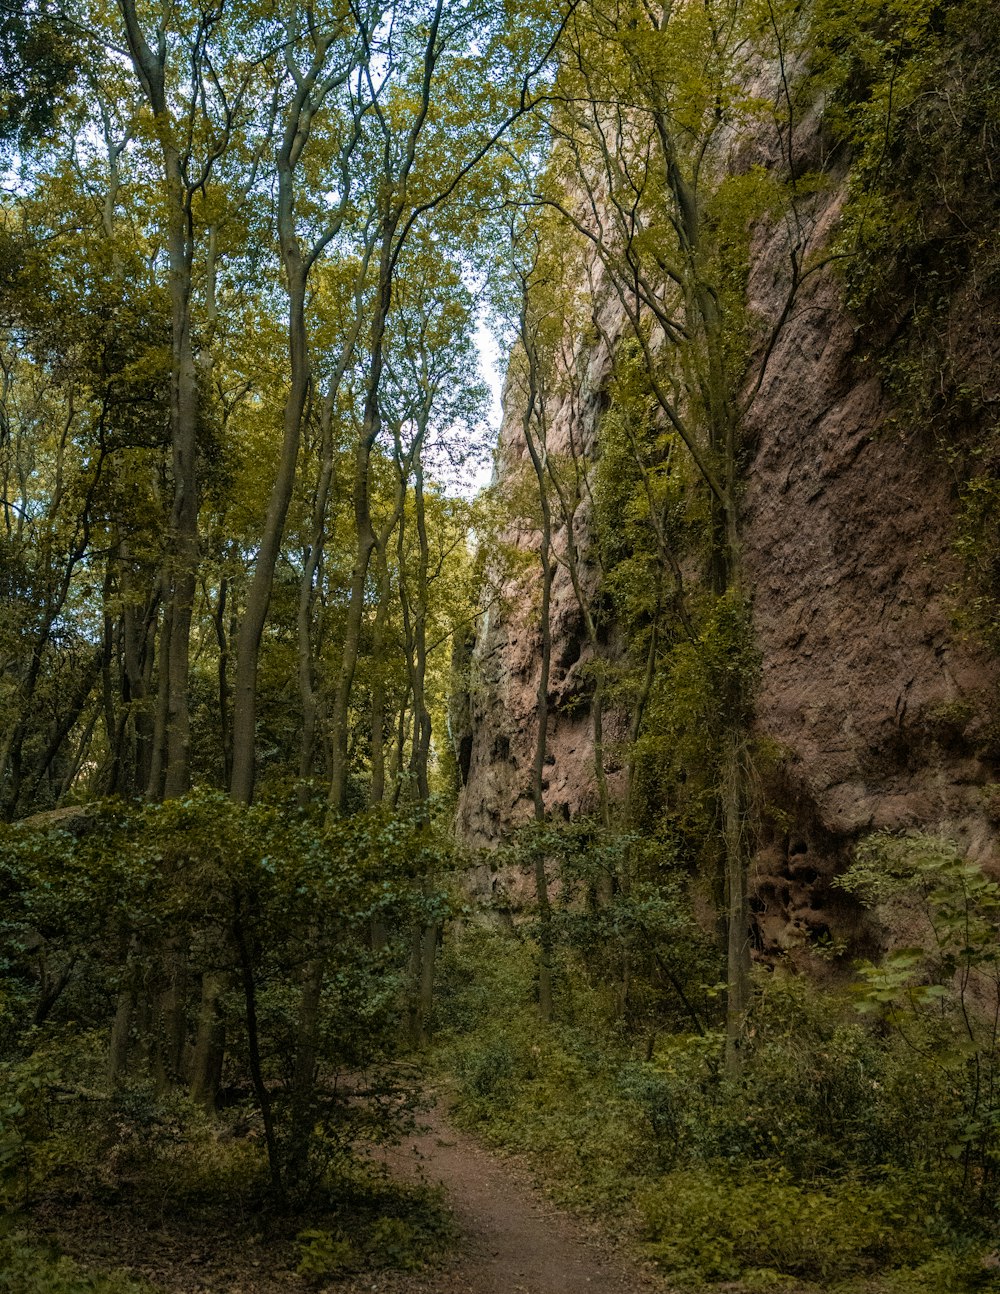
738, 184, 1000, 958
456, 176, 1000, 952
456, 365, 627, 905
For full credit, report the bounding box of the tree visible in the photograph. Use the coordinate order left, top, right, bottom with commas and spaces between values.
115, 0, 273, 798
0, 3, 75, 155
529, 0, 830, 1068
229, 0, 368, 806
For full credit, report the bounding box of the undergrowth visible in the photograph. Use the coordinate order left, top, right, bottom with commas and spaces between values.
0, 1223, 153, 1294
435, 922, 1000, 1293
0, 1084, 453, 1291
0, 796, 458, 1288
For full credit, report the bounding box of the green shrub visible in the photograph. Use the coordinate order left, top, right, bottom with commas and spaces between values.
456, 1028, 532, 1105
862, 1250, 1000, 1293
295, 1228, 358, 1279
838, 834, 1000, 1209
0, 793, 450, 1205
692, 972, 943, 1178
640, 1169, 939, 1287
292, 1161, 455, 1280
0, 1228, 151, 1294
440, 927, 1000, 1290
296, 1208, 453, 1279
367, 1217, 425, 1270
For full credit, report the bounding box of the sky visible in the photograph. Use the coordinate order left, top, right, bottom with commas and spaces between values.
472, 318, 505, 497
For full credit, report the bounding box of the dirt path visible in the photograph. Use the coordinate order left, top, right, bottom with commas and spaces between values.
349, 1100, 669, 1294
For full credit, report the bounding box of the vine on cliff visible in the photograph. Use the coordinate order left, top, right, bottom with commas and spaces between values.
813, 0, 1000, 658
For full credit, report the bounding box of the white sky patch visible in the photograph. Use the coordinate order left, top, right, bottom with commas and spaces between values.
473, 317, 504, 497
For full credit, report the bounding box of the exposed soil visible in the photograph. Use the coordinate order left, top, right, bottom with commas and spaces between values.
345, 1101, 669, 1294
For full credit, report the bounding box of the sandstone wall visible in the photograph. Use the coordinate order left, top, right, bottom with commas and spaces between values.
456, 160, 1000, 951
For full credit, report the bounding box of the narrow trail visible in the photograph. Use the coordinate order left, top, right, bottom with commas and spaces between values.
351, 1100, 669, 1294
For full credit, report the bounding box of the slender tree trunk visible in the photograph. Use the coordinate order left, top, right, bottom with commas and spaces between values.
328, 228, 395, 812
408, 457, 432, 801
520, 316, 555, 1023
297, 391, 336, 800
116, 0, 211, 801
108, 937, 141, 1088
388, 689, 411, 802
391, 455, 430, 1040
101, 584, 118, 789
723, 726, 751, 1075
160, 163, 200, 801
156, 935, 188, 1087
121, 560, 157, 796
212, 577, 233, 786
146, 598, 171, 800
189, 967, 225, 1109
230, 242, 310, 804
641, 95, 753, 1067
327, 433, 377, 811
232, 897, 283, 1201
297, 555, 321, 803
396, 447, 432, 804
369, 545, 392, 807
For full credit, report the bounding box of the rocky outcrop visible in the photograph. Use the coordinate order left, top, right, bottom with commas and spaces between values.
456, 138, 1000, 953
456, 340, 625, 905
741, 201, 1000, 955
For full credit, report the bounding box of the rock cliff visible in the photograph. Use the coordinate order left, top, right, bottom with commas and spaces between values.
456, 94, 1000, 957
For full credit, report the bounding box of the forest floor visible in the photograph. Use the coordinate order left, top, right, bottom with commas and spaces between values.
29, 1094, 672, 1294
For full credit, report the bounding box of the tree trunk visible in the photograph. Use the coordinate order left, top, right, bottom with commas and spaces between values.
230, 243, 310, 805
297, 390, 337, 801
116, 0, 201, 801
328, 435, 377, 811
108, 937, 141, 1088
519, 312, 555, 1023
328, 227, 395, 812
160, 164, 199, 801
210, 577, 233, 786
368, 544, 392, 807
232, 898, 284, 1201
189, 967, 226, 1109
723, 728, 751, 1075
287, 931, 326, 1182
146, 589, 170, 800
